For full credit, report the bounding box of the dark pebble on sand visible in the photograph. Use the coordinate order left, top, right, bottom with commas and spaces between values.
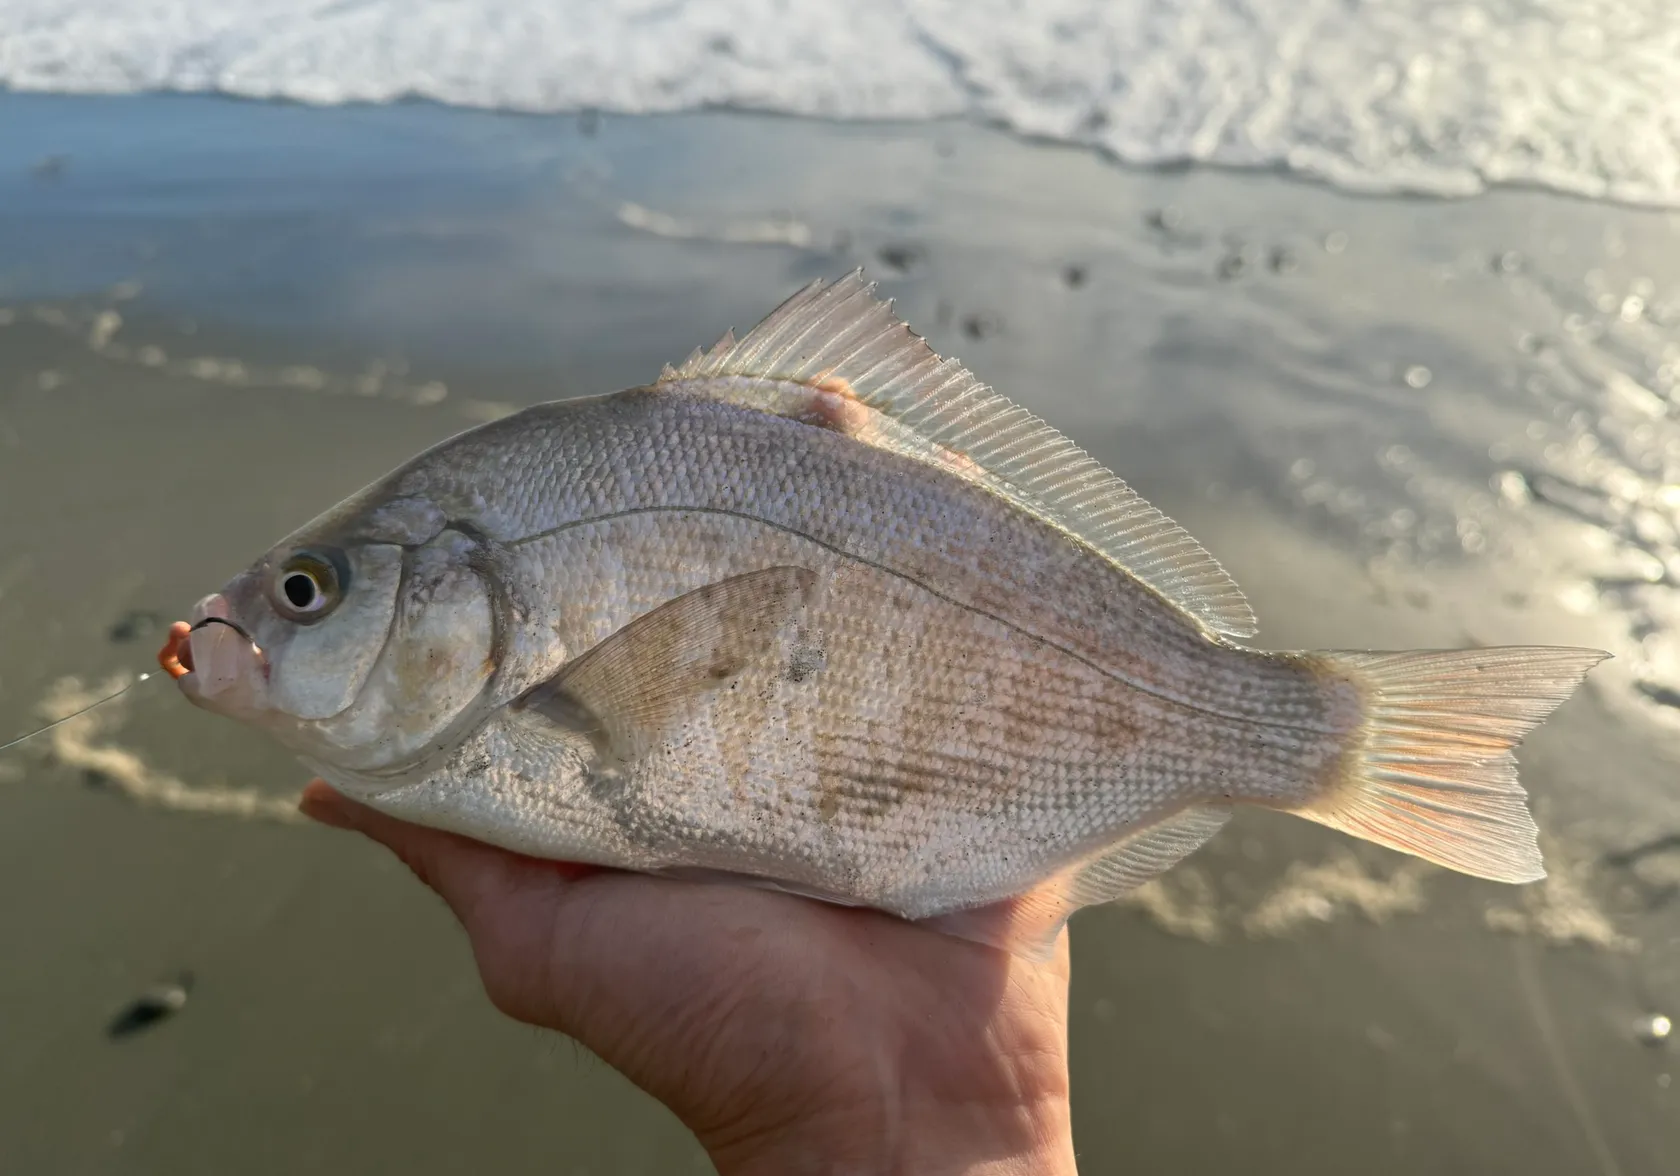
960, 311, 1001, 341
1635, 680, 1680, 710
876, 243, 925, 274
1145, 206, 1182, 233
108, 609, 162, 643
107, 973, 193, 1039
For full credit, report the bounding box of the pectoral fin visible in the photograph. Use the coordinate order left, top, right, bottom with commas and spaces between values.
519, 566, 816, 764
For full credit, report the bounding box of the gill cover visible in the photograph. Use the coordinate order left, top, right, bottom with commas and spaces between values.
264, 543, 405, 720
298, 529, 497, 775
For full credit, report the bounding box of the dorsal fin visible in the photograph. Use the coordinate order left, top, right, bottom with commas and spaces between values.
657, 270, 1257, 640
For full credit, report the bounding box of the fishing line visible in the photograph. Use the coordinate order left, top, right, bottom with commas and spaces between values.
0, 671, 159, 754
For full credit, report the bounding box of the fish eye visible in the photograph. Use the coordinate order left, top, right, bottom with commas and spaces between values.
270, 550, 348, 623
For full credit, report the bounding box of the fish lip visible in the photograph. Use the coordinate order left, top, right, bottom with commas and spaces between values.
189, 593, 230, 627
189, 615, 256, 642
179, 616, 264, 678
176, 593, 269, 705
176, 593, 232, 675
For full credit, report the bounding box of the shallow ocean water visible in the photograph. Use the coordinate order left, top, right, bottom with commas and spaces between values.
0, 93, 1676, 1173
6, 0, 1678, 205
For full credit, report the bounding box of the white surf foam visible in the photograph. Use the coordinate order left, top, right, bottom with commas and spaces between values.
3, 0, 1677, 205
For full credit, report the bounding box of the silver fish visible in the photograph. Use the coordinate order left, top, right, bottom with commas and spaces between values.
170, 272, 1607, 958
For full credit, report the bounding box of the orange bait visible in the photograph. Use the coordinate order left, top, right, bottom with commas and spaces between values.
157, 621, 193, 680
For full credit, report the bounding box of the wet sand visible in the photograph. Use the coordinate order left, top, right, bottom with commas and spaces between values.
1, 94, 1677, 1174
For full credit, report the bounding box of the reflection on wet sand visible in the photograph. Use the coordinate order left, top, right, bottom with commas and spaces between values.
27, 675, 303, 824
11, 299, 451, 409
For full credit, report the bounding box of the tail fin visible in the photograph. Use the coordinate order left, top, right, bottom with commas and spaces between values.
1295, 647, 1609, 883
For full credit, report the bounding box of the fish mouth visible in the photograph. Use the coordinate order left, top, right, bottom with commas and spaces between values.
163, 594, 269, 714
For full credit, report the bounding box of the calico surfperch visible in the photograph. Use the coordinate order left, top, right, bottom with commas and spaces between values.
159, 271, 1606, 958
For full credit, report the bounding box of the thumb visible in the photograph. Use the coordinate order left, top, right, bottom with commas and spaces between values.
297, 780, 597, 1024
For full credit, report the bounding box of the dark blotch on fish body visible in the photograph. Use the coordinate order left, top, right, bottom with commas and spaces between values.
817, 790, 841, 822
708, 656, 746, 681
785, 644, 826, 684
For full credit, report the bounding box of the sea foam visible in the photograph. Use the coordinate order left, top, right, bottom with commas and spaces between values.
3, 0, 1677, 204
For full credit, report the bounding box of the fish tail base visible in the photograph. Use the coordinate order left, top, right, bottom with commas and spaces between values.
1292, 647, 1609, 883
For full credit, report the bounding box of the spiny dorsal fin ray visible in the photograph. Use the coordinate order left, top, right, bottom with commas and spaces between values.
658, 270, 1257, 640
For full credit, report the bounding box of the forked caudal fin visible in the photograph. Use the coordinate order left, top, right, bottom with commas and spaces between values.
1292, 646, 1610, 883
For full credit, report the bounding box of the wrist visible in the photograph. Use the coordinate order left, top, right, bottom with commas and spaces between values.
704, 1086, 1077, 1176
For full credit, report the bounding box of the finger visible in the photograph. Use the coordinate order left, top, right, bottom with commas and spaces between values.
301, 781, 647, 1038
298, 780, 585, 933
296, 779, 360, 829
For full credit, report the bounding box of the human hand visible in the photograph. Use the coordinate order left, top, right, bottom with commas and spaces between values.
299, 780, 1078, 1175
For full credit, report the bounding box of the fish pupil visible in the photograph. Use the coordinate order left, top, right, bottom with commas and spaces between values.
283, 572, 319, 609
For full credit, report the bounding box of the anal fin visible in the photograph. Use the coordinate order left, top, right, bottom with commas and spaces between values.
653, 866, 870, 908
916, 805, 1231, 960
1063, 804, 1232, 906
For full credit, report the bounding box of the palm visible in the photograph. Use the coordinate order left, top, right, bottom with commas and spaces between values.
300, 781, 1073, 1174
